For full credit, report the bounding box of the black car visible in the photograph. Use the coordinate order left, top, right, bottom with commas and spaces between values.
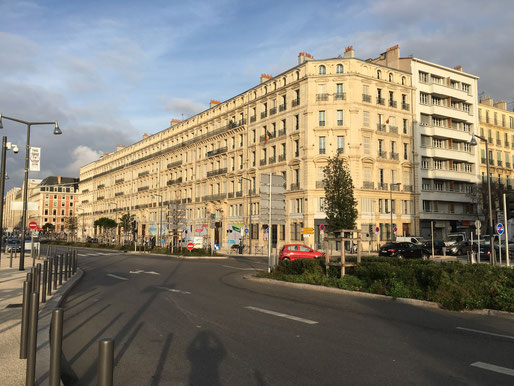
422, 240, 446, 255
379, 242, 430, 260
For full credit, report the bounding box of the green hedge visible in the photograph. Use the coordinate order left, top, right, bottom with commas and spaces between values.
258, 258, 514, 312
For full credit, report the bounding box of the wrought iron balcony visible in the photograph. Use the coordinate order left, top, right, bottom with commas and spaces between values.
137, 186, 149, 192
167, 177, 182, 186
278, 154, 286, 162
362, 181, 374, 189
378, 151, 387, 159
260, 159, 267, 166
138, 171, 149, 178
97, 184, 105, 189
114, 192, 124, 197
279, 103, 286, 112
206, 146, 228, 158
377, 183, 388, 191
362, 94, 372, 102
390, 152, 399, 160
206, 168, 228, 177
268, 156, 276, 164
167, 160, 182, 169
261, 111, 268, 119
236, 191, 243, 197
319, 148, 326, 154
292, 98, 300, 107
316, 93, 329, 101
278, 128, 286, 137
389, 126, 398, 134
389, 100, 397, 108
402, 103, 410, 110
270, 107, 277, 115
377, 124, 387, 132
334, 93, 346, 100
290, 183, 300, 191
115, 178, 124, 184
403, 185, 413, 192
250, 115, 256, 123
377, 97, 385, 105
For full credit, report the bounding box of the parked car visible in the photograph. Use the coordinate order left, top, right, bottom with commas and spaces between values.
5, 238, 21, 252
279, 244, 325, 261
379, 242, 430, 260
448, 240, 472, 256
396, 236, 424, 245
422, 240, 446, 255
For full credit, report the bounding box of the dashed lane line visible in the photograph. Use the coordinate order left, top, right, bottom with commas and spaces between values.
245, 306, 318, 325
456, 327, 514, 340
156, 286, 191, 295
471, 362, 514, 377
106, 274, 128, 281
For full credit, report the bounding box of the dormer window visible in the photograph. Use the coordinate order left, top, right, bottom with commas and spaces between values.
336, 64, 344, 73
319, 65, 326, 75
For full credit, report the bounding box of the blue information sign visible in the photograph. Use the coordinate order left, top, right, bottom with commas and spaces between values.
497, 223, 504, 235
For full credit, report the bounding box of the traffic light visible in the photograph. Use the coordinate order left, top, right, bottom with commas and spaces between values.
132, 220, 137, 232
73, 178, 79, 192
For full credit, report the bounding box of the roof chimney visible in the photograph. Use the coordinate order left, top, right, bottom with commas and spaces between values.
260, 73, 272, 83
298, 52, 314, 65
481, 97, 493, 106
343, 46, 355, 59
494, 100, 507, 110
143, 133, 148, 139
170, 119, 181, 126
209, 100, 221, 108
454, 65, 463, 72
57, 176, 61, 184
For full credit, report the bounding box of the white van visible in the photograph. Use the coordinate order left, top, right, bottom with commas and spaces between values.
395, 236, 424, 244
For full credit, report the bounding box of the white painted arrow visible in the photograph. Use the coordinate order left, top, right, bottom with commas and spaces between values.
129, 270, 161, 275
157, 286, 191, 295
106, 274, 128, 281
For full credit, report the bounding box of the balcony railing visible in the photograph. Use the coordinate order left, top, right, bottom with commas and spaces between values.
167, 160, 182, 169
402, 103, 410, 110
270, 107, 277, 115
388, 100, 397, 108
137, 186, 149, 192
206, 167, 228, 177
82, 189, 89, 193
481, 157, 486, 164
278, 128, 286, 137
250, 115, 256, 123
138, 171, 149, 177
115, 192, 124, 197
115, 179, 124, 184
279, 103, 286, 112
391, 184, 400, 191
389, 126, 398, 134
228, 192, 234, 198
316, 181, 325, 188
377, 124, 386, 132
319, 121, 326, 126
362, 181, 374, 189
506, 142, 510, 147
236, 191, 243, 197
203, 193, 227, 201
319, 148, 326, 155
378, 151, 387, 158
292, 98, 300, 107
206, 146, 228, 158
403, 185, 413, 192
377, 97, 385, 105
334, 93, 346, 100
97, 184, 105, 189
362, 94, 371, 102
260, 159, 267, 166
378, 183, 388, 191
498, 160, 503, 167
316, 93, 329, 101
261, 111, 268, 119
260, 133, 276, 143
390, 152, 399, 160
278, 154, 286, 162
497, 140, 502, 146
268, 156, 276, 164
290, 183, 300, 191
167, 177, 182, 186
97, 196, 104, 201
507, 162, 511, 168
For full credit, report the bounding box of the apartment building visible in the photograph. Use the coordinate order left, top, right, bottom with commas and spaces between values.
373, 46, 479, 239
3, 187, 21, 232
477, 98, 514, 187
78, 47, 417, 251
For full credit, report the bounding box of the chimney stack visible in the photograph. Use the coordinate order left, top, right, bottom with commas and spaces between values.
494, 100, 507, 110
170, 119, 181, 126
343, 46, 355, 59
298, 52, 314, 65
57, 176, 61, 184
260, 73, 272, 83
143, 133, 148, 139
209, 100, 221, 108
454, 65, 463, 72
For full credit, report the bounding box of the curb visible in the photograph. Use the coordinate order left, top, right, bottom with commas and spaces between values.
35, 268, 84, 386
244, 275, 514, 319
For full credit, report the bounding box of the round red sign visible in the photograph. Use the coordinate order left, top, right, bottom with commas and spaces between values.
29, 222, 38, 230
187, 242, 194, 251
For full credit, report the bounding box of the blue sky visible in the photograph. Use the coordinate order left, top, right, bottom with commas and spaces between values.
1, 0, 513, 192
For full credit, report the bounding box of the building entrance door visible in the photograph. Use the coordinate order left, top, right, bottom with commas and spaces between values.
215, 222, 221, 246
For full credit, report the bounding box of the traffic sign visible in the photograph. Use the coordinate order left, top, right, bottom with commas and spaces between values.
187, 242, 195, 251
244, 228, 249, 234
393, 226, 398, 233
497, 223, 504, 235
475, 219, 481, 230
319, 224, 325, 231
29, 222, 37, 230
375, 226, 380, 233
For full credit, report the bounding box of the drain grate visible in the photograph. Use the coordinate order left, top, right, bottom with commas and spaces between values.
5, 303, 23, 309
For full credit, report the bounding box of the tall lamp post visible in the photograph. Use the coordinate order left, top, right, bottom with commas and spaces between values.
239, 176, 253, 254
470, 133, 496, 265
108, 202, 119, 244
0, 114, 62, 270
389, 182, 401, 242
152, 194, 163, 247
0, 137, 19, 256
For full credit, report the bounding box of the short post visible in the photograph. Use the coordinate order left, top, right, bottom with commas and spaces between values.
20, 280, 32, 359
64, 254, 68, 281
98, 338, 114, 386
42, 260, 48, 303
53, 256, 58, 290
36, 263, 42, 297
59, 254, 64, 285
10, 249, 13, 268
26, 291, 40, 386
47, 258, 53, 296
30, 267, 36, 292
49, 308, 64, 386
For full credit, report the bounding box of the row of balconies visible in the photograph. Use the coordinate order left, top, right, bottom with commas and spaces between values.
376, 124, 399, 134
377, 151, 400, 160
206, 146, 228, 158
167, 160, 182, 169
361, 182, 413, 192
316, 93, 346, 101
206, 167, 228, 177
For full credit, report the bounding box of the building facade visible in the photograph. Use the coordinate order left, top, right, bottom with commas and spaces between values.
78, 47, 417, 251
3, 187, 21, 232
373, 46, 480, 239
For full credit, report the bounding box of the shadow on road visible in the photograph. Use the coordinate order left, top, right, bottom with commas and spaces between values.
187, 330, 226, 385
151, 333, 173, 386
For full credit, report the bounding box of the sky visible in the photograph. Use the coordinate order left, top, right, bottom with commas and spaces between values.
1, 0, 513, 192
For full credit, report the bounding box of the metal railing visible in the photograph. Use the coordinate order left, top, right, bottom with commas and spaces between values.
377, 124, 386, 131
377, 97, 385, 105
167, 177, 182, 186
278, 154, 286, 162
279, 103, 286, 112
316, 93, 329, 101
206, 146, 228, 158
261, 111, 267, 119
362, 181, 374, 189
206, 167, 228, 177
389, 100, 397, 108
362, 94, 371, 102
334, 93, 346, 100
292, 98, 300, 107
402, 103, 410, 110
167, 160, 182, 169
290, 183, 300, 190
389, 126, 398, 134
270, 107, 277, 115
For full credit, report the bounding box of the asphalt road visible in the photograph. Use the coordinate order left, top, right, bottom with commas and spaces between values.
55, 247, 514, 385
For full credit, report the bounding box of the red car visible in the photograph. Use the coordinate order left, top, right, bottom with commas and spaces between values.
279, 244, 325, 261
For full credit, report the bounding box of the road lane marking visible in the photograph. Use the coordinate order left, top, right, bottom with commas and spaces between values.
129, 269, 160, 275
456, 327, 514, 340
157, 286, 191, 295
106, 274, 128, 281
471, 362, 514, 376
222, 265, 261, 271
245, 306, 318, 325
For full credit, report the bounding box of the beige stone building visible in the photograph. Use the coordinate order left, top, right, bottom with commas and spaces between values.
3, 187, 21, 233
78, 47, 417, 251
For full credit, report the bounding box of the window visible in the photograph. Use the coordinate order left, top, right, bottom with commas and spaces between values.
361, 198, 375, 215
364, 167, 371, 182
363, 137, 370, 154
403, 143, 408, 160
377, 70, 381, 79
319, 197, 326, 212
388, 73, 393, 82
294, 139, 300, 157
337, 110, 343, 126
336, 64, 344, 73
336, 83, 344, 97
295, 115, 299, 130
419, 71, 428, 83
319, 136, 326, 154
363, 111, 370, 127
401, 77, 406, 85
420, 93, 428, 104
337, 136, 345, 153
319, 111, 326, 126
403, 119, 408, 134
319, 65, 326, 75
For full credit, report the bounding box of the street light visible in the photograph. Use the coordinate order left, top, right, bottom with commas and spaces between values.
470, 133, 496, 265
0, 137, 19, 257
389, 182, 401, 242
152, 194, 163, 247
239, 176, 253, 254
0, 114, 62, 270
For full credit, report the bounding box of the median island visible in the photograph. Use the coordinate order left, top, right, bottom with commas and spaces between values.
257, 257, 514, 312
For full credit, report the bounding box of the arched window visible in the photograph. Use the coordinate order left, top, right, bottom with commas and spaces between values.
283, 77, 287, 86
377, 70, 381, 79
336, 64, 344, 73
388, 73, 393, 82
319, 65, 326, 75
401, 77, 406, 85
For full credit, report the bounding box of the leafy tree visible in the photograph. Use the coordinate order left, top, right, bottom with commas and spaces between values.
322, 154, 358, 232
94, 217, 117, 229
119, 213, 135, 233
42, 222, 55, 231
64, 216, 78, 241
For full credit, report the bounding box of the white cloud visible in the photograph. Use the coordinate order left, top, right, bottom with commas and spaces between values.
161, 97, 207, 119
66, 146, 103, 175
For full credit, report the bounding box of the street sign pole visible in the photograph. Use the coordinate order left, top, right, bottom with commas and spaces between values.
497, 223, 504, 265
268, 173, 272, 272
504, 193, 510, 267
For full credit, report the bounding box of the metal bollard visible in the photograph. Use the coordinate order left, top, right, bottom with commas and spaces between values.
98, 338, 114, 386
59, 254, 64, 286
42, 261, 48, 303
49, 308, 64, 386
53, 256, 58, 290
10, 249, 13, 268
48, 258, 53, 296
30, 267, 36, 292
36, 264, 42, 296
65, 253, 70, 281
20, 280, 32, 359
26, 292, 39, 386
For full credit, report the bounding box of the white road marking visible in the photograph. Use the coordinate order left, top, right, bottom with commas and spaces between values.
129, 269, 160, 275
457, 327, 514, 340
222, 265, 261, 271
245, 306, 318, 325
471, 362, 514, 376
106, 274, 128, 281
156, 286, 191, 295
